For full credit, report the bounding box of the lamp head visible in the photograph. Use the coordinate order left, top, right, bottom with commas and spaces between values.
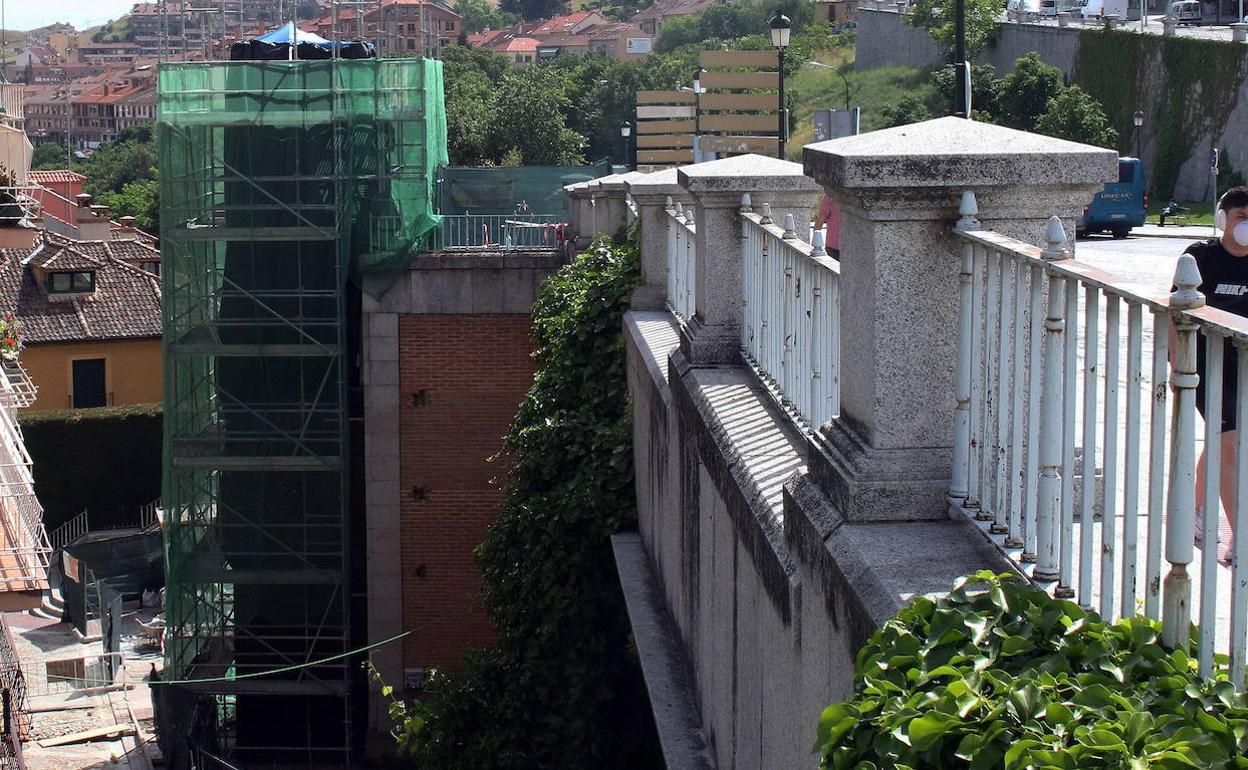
1132, 110, 1144, 127
621, 121, 631, 138
769, 12, 791, 48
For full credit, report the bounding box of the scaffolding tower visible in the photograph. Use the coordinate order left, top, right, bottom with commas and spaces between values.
157, 52, 445, 766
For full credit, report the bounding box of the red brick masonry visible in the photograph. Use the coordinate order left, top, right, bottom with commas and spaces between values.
398, 314, 536, 669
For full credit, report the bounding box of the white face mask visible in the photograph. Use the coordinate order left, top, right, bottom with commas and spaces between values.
1235, 221, 1248, 248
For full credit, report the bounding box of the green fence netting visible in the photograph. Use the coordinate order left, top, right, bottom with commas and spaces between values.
437, 161, 611, 216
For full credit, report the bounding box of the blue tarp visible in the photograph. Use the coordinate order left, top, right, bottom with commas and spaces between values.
230, 21, 376, 60
255, 22, 332, 46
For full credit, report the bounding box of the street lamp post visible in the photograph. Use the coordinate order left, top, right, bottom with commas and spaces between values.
1133, 110, 1144, 161
692, 67, 706, 162
769, 12, 791, 160
620, 121, 632, 170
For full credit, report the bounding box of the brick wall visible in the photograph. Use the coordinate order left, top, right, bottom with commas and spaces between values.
397, 313, 536, 669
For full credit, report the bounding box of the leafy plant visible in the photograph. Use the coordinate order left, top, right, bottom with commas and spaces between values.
0, 313, 24, 357
386, 237, 660, 769
904, 0, 1007, 57
816, 571, 1248, 769
996, 52, 1063, 131
1034, 85, 1118, 149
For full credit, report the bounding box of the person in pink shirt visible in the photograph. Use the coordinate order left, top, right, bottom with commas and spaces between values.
814, 195, 841, 252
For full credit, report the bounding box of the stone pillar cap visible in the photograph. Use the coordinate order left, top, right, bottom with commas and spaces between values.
593, 171, 648, 193
678, 153, 823, 195
803, 116, 1117, 191
626, 167, 684, 198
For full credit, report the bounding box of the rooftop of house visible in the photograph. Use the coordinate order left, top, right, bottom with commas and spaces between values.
497, 36, 542, 52
527, 10, 604, 33
28, 171, 87, 186
586, 23, 646, 41
0, 231, 161, 345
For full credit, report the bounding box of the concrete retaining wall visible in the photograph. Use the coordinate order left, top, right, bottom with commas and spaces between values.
622, 310, 1011, 769
854, 8, 1248, 199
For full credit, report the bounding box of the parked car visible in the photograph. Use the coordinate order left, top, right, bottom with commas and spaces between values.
1168, 0, 1203, 23
1077, 158, 1147, 239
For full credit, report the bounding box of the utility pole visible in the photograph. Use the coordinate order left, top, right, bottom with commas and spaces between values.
954, 0, 968, 117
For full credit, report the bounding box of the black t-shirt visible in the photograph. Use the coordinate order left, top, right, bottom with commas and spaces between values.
1187, 238, 1248, 430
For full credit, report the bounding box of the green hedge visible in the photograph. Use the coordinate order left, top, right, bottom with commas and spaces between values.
815, 571, 1248, 769
19, 403, 162, 532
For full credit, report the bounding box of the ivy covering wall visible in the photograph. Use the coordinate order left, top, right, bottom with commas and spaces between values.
384, 237, 661, 769
1072, 29, 1248, 198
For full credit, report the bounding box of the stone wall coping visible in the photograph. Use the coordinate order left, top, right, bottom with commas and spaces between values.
678, 153, 823, 194
592, 171, 647, 192
563, 180, 594, 194
804, 116, 1117, 191
627, 167, 684, 197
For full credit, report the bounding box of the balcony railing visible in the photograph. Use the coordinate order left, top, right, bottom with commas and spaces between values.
951, 191, 1248, 683
0, 361, 48, 593
664, 200, 695, 321
424, 214, 564, 251
741, 203, 840, 431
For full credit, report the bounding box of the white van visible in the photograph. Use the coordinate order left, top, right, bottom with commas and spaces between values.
1081, 0, 1129, 17
1169, 0, 1203, 23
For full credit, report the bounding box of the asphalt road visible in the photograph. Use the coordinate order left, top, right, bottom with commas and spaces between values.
1073, 233, 1205, 292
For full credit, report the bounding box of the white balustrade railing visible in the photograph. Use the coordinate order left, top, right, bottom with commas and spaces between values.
952, 191, 1248, 685
664, 197, 696, 321
740, 199, 840, 431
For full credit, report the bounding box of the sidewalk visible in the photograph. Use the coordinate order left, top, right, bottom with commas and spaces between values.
1133, 223, 1219, 240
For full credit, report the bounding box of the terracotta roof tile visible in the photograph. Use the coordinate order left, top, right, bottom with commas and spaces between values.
0, 231, 160, 344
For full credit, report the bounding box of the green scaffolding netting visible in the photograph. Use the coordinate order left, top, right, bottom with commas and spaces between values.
437, 161, 611, 216
155, 57, 446, 762
157, 57, 447, 275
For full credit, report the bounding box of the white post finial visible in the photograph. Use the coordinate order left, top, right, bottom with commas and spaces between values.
955, 191, 980, 231
760, 202, 773, 225
811, 229, 827, 257
1170, 254, 1205, 310
665, 195, 674, 212
1041, 216, 1070, 261
782, 213, 797, 239
740, 193, 752, 213
674, 201, 685, 223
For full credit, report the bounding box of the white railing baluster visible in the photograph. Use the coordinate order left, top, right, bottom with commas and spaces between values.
736, 207, 840, 433
1199, 331, 1224, 676
953, 193, 980, 501
1162, 253, 1203, 652
984, 248, 1003, 531
1059, 276, 1079, 597
1023, 262, 1045, 562
968, 244, 987, 514
1008, 260, 1026, 550
1146, 308, 1170, 619
1100, 295, 1121, 619
1232, 344, 1248, 686
1122, 301, 1144, 616
1079, 285, 1100, 609
1034, 217, 1069, 583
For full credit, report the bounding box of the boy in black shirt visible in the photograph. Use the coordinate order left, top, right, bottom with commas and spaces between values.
1190, 186, 1248, 562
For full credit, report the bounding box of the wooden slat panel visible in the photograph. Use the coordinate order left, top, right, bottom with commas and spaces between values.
636, 119, 696, 134
700, 114, 779, 133
637, 149, 694, 164
636, 90, 697, 104
699, 134, 780, 155
700, 70, 780, 90
699, 49, 779, 67
636, 105, 697, 119
637, 134, 694, 149
699, 92, 778, 111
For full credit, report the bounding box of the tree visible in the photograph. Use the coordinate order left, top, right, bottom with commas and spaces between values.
454, 0, 520, 34
904, 0, 1005, 57
486, 67, 586, 165
881, 94, 932, 127
654, 15, 702, 53
931, 62, 1000, 120
31, 143, 69, 171
499, 0, 562, 22
96, 177, 160, 232
996, 52, 1062, 131
1033, 85, 1119, 149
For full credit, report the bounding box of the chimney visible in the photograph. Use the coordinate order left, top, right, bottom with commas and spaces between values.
75, 194, 111, 241
116, 215, 138, 240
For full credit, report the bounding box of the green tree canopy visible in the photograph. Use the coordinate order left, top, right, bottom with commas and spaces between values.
1033, 85, 1119, 149
486, 67, 586, 165
904, 0, 1005, 57
454, 0, 521, 34
31, 142, 69, 171
996, 52, 1063, 130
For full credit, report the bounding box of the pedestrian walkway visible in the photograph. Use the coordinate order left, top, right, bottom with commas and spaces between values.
1133, 223, 1220, 240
